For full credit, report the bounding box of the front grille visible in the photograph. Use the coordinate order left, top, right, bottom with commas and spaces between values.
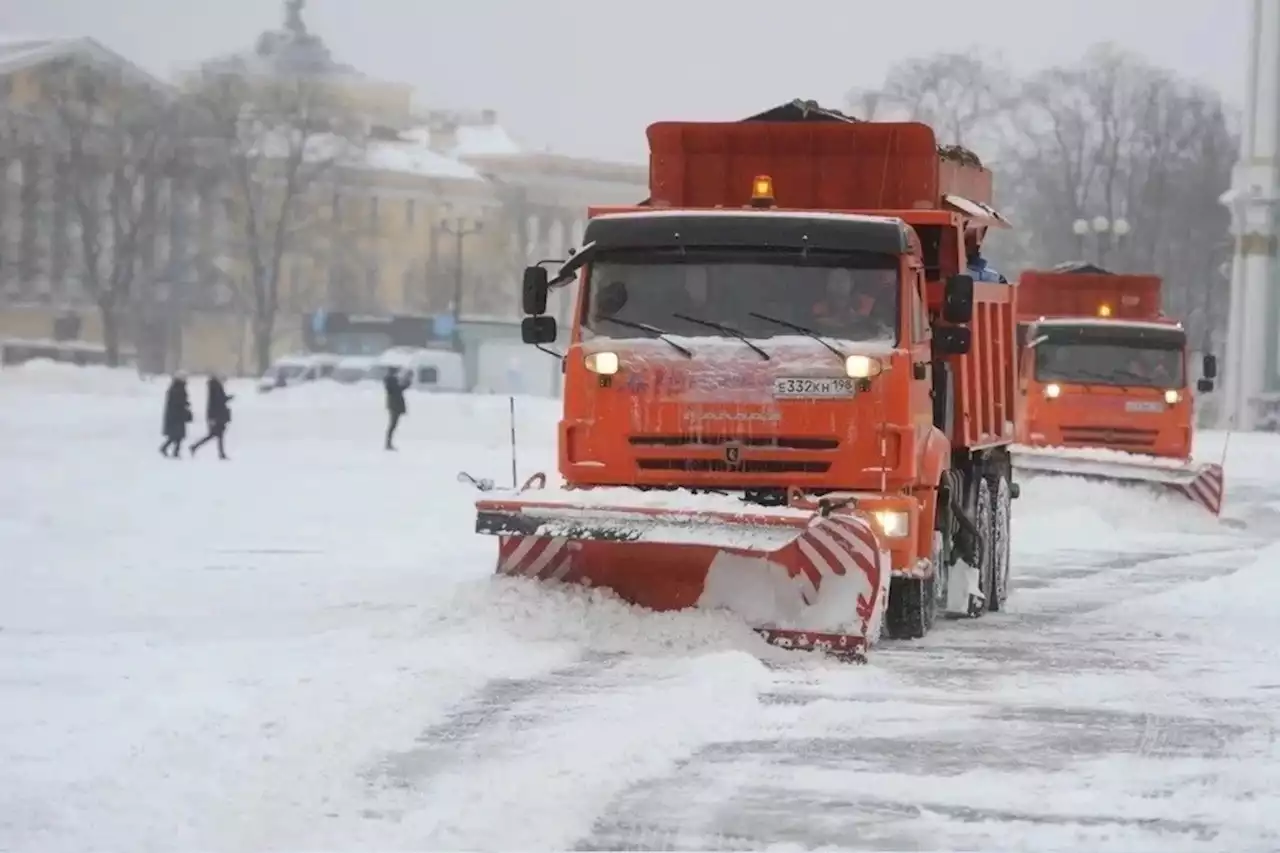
637, 458, 831, 474
1060, 425, 1158, 450
629, 434, 839, 450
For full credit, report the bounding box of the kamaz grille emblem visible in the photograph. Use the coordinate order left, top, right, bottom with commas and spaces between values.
724, 443, 743, 466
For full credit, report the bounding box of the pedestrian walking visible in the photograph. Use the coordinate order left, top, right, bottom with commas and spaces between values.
190, 374, 233, 460
383, 366, 410, 451
159, 374, 192, 458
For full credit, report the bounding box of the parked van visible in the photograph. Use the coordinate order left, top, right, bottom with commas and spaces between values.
330, 355, 381, 385
257, 353, 341, 392
375, 347, 466, 392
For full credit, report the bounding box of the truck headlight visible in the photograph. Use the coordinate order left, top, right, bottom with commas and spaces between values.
1164, 389, 1181, 404
845, 355, 883, 379
584, 351, 619, 375
873, 510, 909, 538
1045, 383, 1061, 399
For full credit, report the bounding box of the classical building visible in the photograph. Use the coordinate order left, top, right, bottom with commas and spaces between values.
1, 2, 649, 382
0, 35, 190, 369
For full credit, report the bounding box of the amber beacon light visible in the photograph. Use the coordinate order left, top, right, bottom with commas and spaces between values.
750, 175, 776, 208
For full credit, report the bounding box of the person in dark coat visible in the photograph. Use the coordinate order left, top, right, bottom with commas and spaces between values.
159, 375, 193, 458
190, 374, 234, 459
383, 367, 410, 451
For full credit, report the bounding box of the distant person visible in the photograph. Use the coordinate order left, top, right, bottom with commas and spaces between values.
159, 374, 192, 458
190, 374, 233, 460
384, 367, 410, 451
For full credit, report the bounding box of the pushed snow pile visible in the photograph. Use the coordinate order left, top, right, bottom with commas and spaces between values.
0, 359, 160, 397
697, 548, 886, 638
1014, 473, 1227, 548
493, 484, 815, 516
1013, 442, 1212, 470
433, 575, 840, 666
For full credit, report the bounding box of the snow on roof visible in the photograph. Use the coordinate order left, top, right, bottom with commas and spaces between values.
453, 124, 522, 157
0, 34, 168, 91
400, 121, 525, 160
248, 130, 481, 181
360, 140, 481, 181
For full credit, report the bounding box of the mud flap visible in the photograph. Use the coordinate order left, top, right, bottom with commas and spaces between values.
474, 482, 888, 662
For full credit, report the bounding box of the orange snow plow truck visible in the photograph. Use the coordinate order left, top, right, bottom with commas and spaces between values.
472, 101, 1019, 660
1012, 263, 1223, 515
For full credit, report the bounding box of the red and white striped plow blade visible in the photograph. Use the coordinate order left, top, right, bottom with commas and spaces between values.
478, 499, 888, 662
1012, 452, 1226, 516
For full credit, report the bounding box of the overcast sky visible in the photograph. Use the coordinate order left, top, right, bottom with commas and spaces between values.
1, 0, 1251, 163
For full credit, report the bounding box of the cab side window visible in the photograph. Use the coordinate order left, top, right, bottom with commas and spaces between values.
417, 366, 438, 385
911, 274, 929, 343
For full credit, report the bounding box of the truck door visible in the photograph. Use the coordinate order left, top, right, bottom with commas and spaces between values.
908, 271, 934, 436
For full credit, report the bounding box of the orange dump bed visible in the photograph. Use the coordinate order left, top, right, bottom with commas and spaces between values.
646, 121, 996, 212
1018, 271, 1163, 322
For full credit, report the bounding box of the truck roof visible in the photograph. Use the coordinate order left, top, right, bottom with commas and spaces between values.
583, 208, 912, 256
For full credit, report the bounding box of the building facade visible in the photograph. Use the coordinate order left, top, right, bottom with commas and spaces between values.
0, 2, 649, 381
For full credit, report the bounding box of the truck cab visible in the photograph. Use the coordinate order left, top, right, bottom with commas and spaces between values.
1015, 265, 1217, 461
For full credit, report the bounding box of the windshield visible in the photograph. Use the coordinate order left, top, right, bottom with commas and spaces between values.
1035, 342, 1184, 389
582, 249, 899, 344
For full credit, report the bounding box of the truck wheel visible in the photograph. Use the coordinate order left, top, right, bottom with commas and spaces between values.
885, 530, 942, 640
968, 478, 994, 617
988, 476, 1012, 612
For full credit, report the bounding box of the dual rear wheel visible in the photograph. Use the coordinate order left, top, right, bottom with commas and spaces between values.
884, 468, 1012, 640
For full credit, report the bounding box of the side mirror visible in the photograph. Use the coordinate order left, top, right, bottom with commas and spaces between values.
942, 273, 974, 325
522, 266, 550, 316
521, 315, 557, 345
1202, 353, 1217, 380
933, 326, 971, 355
1197, 378, 1214, 393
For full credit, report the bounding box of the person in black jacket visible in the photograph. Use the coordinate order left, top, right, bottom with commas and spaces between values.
383, 367, 410, 450
190, 374, 234, 459
159, 375, 192, 458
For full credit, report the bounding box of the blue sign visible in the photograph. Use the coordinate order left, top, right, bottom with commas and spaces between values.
433, 314, 455, 337
311, 309, 327, 335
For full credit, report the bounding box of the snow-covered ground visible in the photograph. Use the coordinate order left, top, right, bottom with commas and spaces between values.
2, 362, 1279, 852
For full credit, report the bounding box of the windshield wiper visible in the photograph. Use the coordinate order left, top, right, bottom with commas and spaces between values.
599, 315, 693, 358
747, 311, 845, 361
673, 313, 770, 361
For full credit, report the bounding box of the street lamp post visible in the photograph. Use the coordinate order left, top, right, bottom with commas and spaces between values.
438, 216, 483, 344
1072, 215, 1131, 267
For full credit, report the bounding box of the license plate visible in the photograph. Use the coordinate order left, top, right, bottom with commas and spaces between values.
1124, 400, 1164, 413
772, 376, 856, 398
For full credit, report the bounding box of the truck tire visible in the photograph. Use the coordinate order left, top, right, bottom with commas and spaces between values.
968, 478, 994, 617
988, 475, 1012, 612
885, 526, 944, 640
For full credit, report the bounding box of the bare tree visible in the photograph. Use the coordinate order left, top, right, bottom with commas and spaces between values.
847, 51, 1017, 152
36, 59, 183, 366
1002, 44, 1234, 346
186, 70, 366, 373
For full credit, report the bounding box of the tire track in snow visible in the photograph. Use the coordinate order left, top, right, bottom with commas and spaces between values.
366, 650, 627, 789
362, 650, 771, 849
577, 540, 1273, 850
577, 692, 1255, 850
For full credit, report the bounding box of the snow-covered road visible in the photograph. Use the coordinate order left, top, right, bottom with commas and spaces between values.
2, 364, 1278, 852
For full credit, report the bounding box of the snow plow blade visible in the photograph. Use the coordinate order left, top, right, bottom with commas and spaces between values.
1011, 446, 1224, 515
474, 485, 890, 661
